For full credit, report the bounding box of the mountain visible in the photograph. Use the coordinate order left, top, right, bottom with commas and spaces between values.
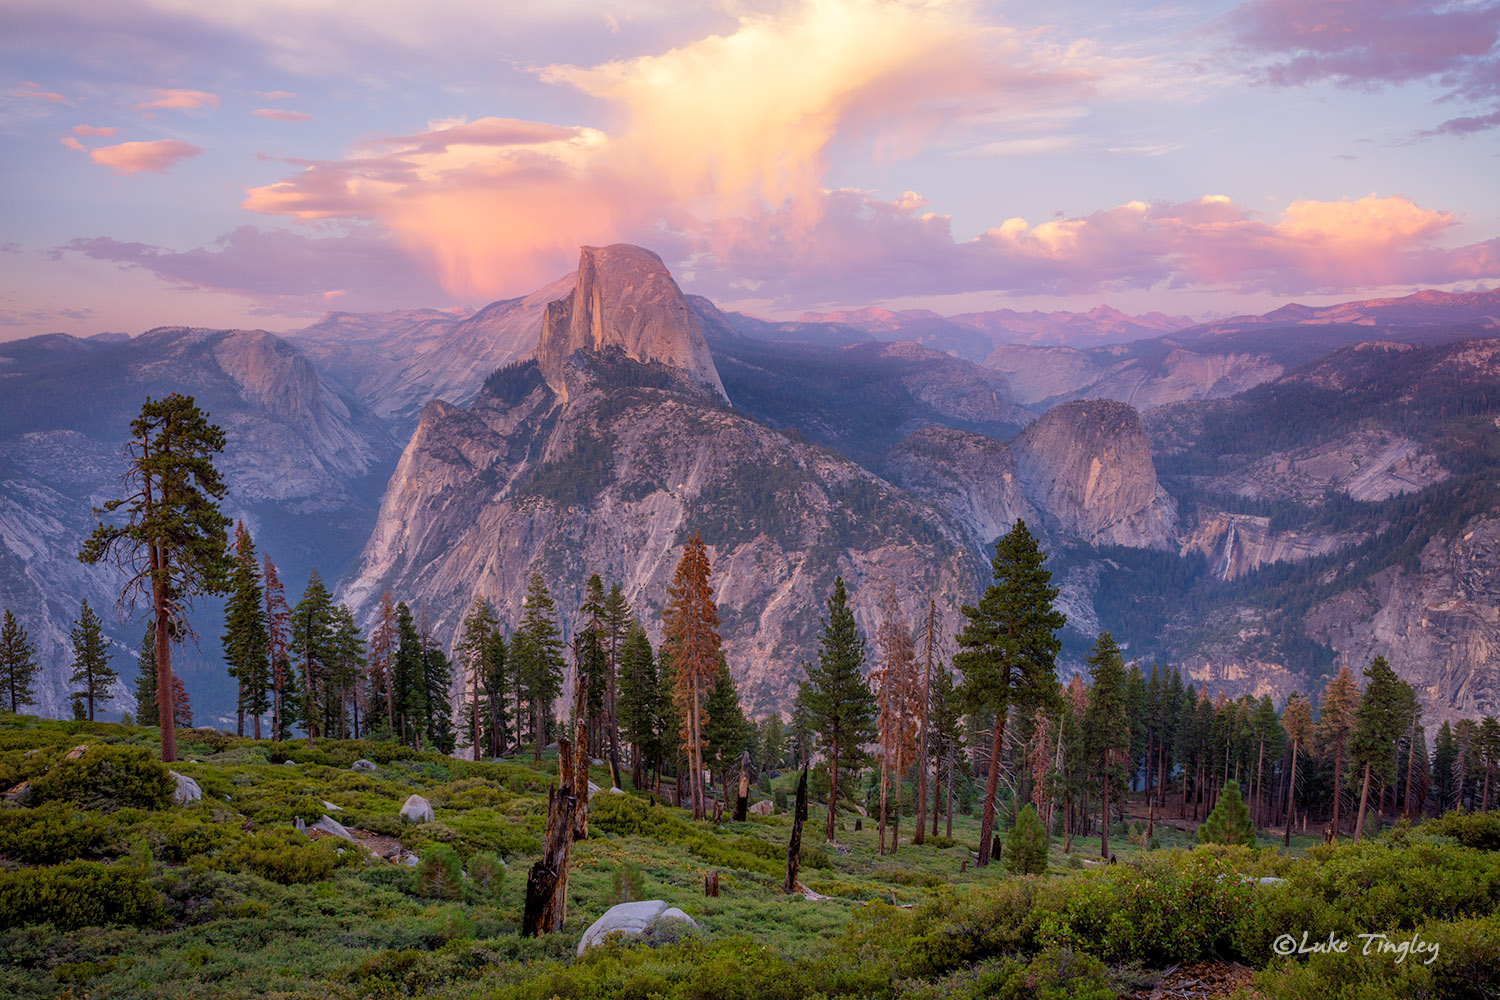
0, 327, 398, 718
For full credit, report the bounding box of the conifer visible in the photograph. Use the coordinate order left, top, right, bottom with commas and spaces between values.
662, 534, 721, 820
515, 574, 564, 760
874, 586, 918, 854
134, 624, 158, 726
1006, 803, 1049, 874
69, 599, 115, 721
0, 611, 38, 713
291, 569, 336, 745
1198, 778, 1255, 846
1350, 655, 1416, 840
618, 623, 660, 788
1084, 632, 1130, 858
263, 556, 293, 740
1317, 663, 1360, 836
803, 576, 876, 843
222, 522, 269, 737
1280, 690, 1314, 847
459, 596, 499, 760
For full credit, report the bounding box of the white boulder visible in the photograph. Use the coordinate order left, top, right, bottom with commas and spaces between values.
169, 770, 201, 805
400, 793, 434, 823
352, 759, 377, 772
309, 815, 356, 842
577, 900, 699, 956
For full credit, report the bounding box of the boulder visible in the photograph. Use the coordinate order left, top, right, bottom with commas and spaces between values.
400, 793, 434, 823
308, 815, 356, 842
65, 745, 90, 760
576, 900, 699, 956
169, 770, 202, 806
3, 780, 33, 805
322, 800, 344, 812
749, 800, 774, 816
351, 759, 377, 772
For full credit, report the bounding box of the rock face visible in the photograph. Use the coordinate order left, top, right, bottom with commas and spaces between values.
400, 794, 434, 824
577, 900, 699, 955
536, 245, 726, 403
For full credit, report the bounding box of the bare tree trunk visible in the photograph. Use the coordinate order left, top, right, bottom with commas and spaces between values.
152, 560, 177, 763
1254, 738, 1266, 828
945, 744, 954, 838
878, 756, 889, 855
977, 712, 1006, 866
784, 765, 808, 894
913, 598, 934, 845
1354, 760, 1373, 842
825, 737, 841, 843
1284, 740, 1299, 849
734, 751, 750, 822
522, 780, 576, 936
931, 739, 942, 837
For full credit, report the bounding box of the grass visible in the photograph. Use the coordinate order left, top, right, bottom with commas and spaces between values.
2, 713, 1497, 999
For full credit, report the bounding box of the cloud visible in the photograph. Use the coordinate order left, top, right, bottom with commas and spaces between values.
60, 135, 86, 151
58, 225, 453, 314
258, 89, 296, 99
252, 107, 313, 121
1230, 0, 1500, 134
12, 82, 65, 101
244, 0, 1107, 297
72, 123, 117, 136
88, 138, 202, 174
136, 88, 218, 111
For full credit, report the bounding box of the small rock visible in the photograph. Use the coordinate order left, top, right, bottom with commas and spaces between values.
169, 770, 202, 805
282, 760, 296, 767
577, 900, 699, 956
400, 853, 419, 867
587, 781, 602, 801
65, 745, 90, 760
3, 780, 33, 805
400, 793, 434, 824
322, 800, 344, 812
309, 815, 356, 842
749, 800, 774, 816
351, 759, 377, 772
591, 758, 604, 767
294, 816, 308, 836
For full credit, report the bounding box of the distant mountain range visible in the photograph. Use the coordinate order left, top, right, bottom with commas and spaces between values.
3, 265, 1500, 726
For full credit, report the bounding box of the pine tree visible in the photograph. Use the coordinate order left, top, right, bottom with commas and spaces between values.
515, 574, 564, 761
330, 605, 366, 738
1006, 802, 1049, 875
703, 655, 749, 803
392, 602, 426, 748
803, 576, 876, 843
134, 624, 158, 727
927, 659, 964, 837
422, 640, 456, 754
1248, 695, 1282, 828
263, 556, 293, 740
171, 673, 193, 728
1198, 778, 1256, 846
0, 611, 39, 713
662, 533, 721, 820
757, 713, 787, 772
1281, 690, 1314, 846
481, 626, 509, 757
1479, 716, 1499, 812
954, 519, 1066, 866
1349, 655, 1416, 840
617, 623, 659, 788
1317, 663, 1360, 836
69, 599, 115, 721
790, 681, 816, 769
874, 586, 919, 854
1432, 721, 1457, 813
369, 591, 396, 734
79, 393, 231, 762
601, 582, 632, 788
290, 570, 337, 745
458, 597, 500, 761
1084, 632, 1130, 858
222, 522, 269, 738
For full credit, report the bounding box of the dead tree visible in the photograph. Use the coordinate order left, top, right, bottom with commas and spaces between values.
783, 764, 809, 894
734, 750, 751, 821
568, 670, 590, 841
522, 777, 577, 936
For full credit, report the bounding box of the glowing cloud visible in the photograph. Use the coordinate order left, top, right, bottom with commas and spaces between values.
136, 88, 218, 111
13, 82, 65, 102
252, 108, 314, 121
89, 139, 203, 174
72, 124, 117, 136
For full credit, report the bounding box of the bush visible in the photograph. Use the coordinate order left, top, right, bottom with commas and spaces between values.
0, 861, 166, 930
1006, 804, 1049, 875
1198, 780, 1256, 847
974, 948, 1114, 1000
1428, 810, 1500, 851
467, 852, 507, 899
415, 843, 464, 900
29, 745, 174, 812
0, 801, 111, 863
214, 827, 359, 884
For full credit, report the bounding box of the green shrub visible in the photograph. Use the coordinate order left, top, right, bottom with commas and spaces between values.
1428, 810, 1500, 851
0, 801, 111, 862
467, 851, 507, 899
1006, 804, 1049, 875
0, 860, 166, 930
29, 745, 174, 812
611, 859, 644, 903
415, 843, 464, 900
213, 827, 359, 884
1198, 779, 1256, 846
973, 947, 1114, 1000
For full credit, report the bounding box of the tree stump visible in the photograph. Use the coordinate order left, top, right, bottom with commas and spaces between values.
712, 798, 723, 824
784, 765, 809, 895
854, 817, 862, 831
705, 870, 719, 897
734, 751, 750, 822
522, 783, 577, 936
992, 836, 1002, 863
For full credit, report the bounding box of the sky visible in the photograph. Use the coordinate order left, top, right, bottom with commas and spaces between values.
2, 0, 1498, 341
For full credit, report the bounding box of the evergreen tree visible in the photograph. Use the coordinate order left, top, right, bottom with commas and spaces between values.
514, 574, 564, 761
481, 626, 509, 757
601, 582, 633, 788
171, 673, 193, 728
1083, 632, 1130, 858
263, 556, 294, 741
458, 596, 500, 760
1432, 721, 1457, 813
790, 681, 816, 768
391, 602, 426, 748
1479, 716, 1499, 812
330, 605, 366, 738
874, 586, 919, 854
803, 576, 876, 843
1198, 778, 1256, 846
1350, 655, 1416, 840
423, 639, 456, 755
1317, 664, 1360, 836
0, 611, 39, 712
927, 659, 965, 838
222, 522, 269, 738
954, 519, 1066, 866
290, 569, 337, 744
134, 624, 158, 727
1281, 690, 1314, 847
662, 533, 721, 820
69, 599, 115, 721
1248, 695, 1282, 828
79, 393, 231, 762
757, 712, 787, 772
617, 623, 660, 788
703, 655, 750, 802
369, 591, 396, 733
1006, 803, 1049, 875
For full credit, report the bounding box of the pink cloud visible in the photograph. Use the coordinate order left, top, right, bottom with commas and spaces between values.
13, 82, 64, 102
59, 225, 451, 315
88, 139, 202, 175
72, 124, 117, 136
258, 90, 297, 100
136, 88, 218, 111
252, 108, 314, 122
60, 136, 85, 151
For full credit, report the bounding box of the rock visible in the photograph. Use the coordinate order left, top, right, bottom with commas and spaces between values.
749, 800, 773, 816
3, 780, 33, 805
282, 760, 296, 766
587, 781, 602, 801
351, 759, 377, 772
169, 770, 202, 805
65, 744, 89, 760
308, 815, 356, 842
609, 786, 625, 795
576, 900, 699, 956
400, 853, 419, 867
400, 793, 434, 823
322, 800, 344, 811
294, 816, 308, 836
591, 758, 604, 767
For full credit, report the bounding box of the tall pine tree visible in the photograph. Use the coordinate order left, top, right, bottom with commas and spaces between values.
514, 574, 563, 761
223, 522, 269, 738
1281, 690, 1314, 846
954, 519, 1066, 866
1318, 663, 1360, 836
69, 599, 115, 721
290, 570, 337, 745
133, 624, 158, 727
458, 596, 500, 760
1083, 632, 1130, 858
662, 534, 721, 820
1, 611, 39, 713
1350, 655, 1416, 841
803, 577, 876, 843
